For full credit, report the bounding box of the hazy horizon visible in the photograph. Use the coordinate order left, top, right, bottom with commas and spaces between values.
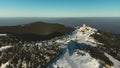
0, 0, 120, 34
0, 17, 120, 34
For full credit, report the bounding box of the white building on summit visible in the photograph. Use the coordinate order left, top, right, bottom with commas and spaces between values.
79, 24, 87, 30
82, 24, 87, 29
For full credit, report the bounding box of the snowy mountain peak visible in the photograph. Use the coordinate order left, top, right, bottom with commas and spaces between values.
68, 25, 98, 47
1, 24, 120, 68
76, 25, 97, 36
52, 26, 104, 68
53, 25, 120, 68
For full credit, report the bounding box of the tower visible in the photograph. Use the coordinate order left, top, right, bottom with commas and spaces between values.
82, 24, 86, 29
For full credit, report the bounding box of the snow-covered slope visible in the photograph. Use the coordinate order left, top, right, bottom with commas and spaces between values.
53, 49, 100, 68
51, 25, 120, 68
0, 46, 12, 52
105, 53, 120, 68
0, 34, 7, 36
0, 62, 10, 68
51, 26, 99, 68
0, 25, 120, 68
68, 26, 97, 46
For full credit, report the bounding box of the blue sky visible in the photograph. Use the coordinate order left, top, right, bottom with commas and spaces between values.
0, 0, 120, 17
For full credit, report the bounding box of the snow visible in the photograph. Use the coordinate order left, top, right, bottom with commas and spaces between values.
1, 25, 119, 68
35, 42, 42, 46
51, 26, 120, 68
71, 52, 99, 68
0, 46, 12, 52
0, 34, 7, 36
67, 26, 98, 47
105, 53, 120, 68
51, 26, 101, 68
54, 49, 100, 68
64, 45, 78, 68
0, 62, 9, 68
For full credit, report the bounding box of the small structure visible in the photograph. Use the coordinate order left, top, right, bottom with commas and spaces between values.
82, 24, 87, 29
0, 34, 7, 37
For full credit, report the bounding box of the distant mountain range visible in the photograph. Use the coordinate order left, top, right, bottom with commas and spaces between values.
0, 21, 73, 41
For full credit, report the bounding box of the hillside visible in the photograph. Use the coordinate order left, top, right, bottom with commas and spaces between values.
0, 24, 120, 68
0, 22, 73, 41
91, 30, 120, 61
49, 25, 120, 68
